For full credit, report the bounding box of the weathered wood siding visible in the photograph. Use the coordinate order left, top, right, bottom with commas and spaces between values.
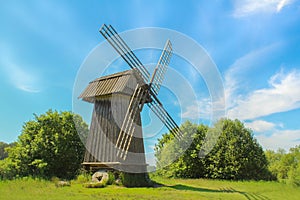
84, 93, 146, 167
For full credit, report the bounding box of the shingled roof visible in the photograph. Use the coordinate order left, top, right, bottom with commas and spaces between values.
79, 70, 142, 103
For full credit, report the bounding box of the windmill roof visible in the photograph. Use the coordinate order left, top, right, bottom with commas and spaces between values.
78, 70, 142, 103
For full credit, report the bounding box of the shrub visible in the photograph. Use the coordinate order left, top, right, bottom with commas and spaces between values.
75, 174, 90, 184
0, 158, 18, 180
107, 171, 115, 185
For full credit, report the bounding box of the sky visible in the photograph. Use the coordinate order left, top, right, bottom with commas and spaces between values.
0, 0, 300, 156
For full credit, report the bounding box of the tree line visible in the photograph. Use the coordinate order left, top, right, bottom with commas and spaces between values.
0, 110, 299, 186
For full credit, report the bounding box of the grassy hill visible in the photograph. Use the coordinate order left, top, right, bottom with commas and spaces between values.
0, 176, 299, 200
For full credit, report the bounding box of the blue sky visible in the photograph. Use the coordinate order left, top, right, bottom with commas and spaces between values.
0, 0, 300, 155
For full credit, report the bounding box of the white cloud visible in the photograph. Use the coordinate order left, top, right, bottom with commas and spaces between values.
181, 98, 212, 120
245, 120, 276, 132
233, 0, 295, 17
224, 42, 281, 113
0, 45, 41, 93
228, 69, 300, 120
8, 64, 40, 93
256, 129, 300, 150
224, 43, 299, 121
224, 43, 280, 110
224, 45, 300, 151
277, 0, 292, 11
3, 64, 41, 93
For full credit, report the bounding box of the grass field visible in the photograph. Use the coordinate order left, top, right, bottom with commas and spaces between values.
0, 176, 299, 200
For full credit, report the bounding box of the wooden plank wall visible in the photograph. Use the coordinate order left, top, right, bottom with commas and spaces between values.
83, 94, 146, 166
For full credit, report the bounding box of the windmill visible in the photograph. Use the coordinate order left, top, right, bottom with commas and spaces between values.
79, 24, 182, 175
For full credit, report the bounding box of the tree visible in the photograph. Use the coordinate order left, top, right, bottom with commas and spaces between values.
0, 142, 9, 160
0, 142, 16, 161
155, 119, 271, 180
287, 145, 300, 186
204, 119, 270, 180
1, 110, 88, 180
155, 121, 207, 178
266, 146, 300, 185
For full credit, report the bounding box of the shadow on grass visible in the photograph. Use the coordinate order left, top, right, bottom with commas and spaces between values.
168, 184, 270, 200
169, 184, 221, 193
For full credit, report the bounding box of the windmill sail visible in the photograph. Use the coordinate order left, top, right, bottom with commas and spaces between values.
147, 92, 183, 139
99, 24, 150, 83
150, 40, 173, 96
148, 40, 182, 138
116, 84, 149, 160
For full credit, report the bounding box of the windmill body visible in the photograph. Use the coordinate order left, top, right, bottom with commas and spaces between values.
79, 70, 147, 172
79, 24, 182, 174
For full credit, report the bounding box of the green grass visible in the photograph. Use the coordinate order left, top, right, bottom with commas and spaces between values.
0, 176, 299, 200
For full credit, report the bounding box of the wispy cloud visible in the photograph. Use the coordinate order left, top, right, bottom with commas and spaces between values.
224, 43, 280, 110
181, 98, 212, 120
245, 120, 277, 132
0, 45, 41, 93
228, 69, 300, 120
233, 0, 295, 17
181, 43, 299, 131
244, 119, 298, 151
224, 45, 300, 151
256, 129, 300, 150
8, 64, 41, 93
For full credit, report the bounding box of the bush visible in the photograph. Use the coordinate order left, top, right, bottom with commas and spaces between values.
75, 174, 90, 184
107, 171, 115, 185
0, 159, 18, 180
1, 110, 88, 180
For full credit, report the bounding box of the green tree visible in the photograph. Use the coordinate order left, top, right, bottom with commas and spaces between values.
155, 121, 207, 178
265, 149, 284, 180
287, 145, 300, 186
204, 119, 270, 180
155, 119, 270, 180
0, 142, 9, 160
267, 146, 300, 185
0, 142, 16, 160
0, 110, 88, 180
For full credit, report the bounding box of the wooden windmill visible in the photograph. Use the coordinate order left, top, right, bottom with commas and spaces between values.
79, 24, 182, 173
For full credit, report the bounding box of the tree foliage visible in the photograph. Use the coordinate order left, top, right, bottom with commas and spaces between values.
155, 119, 271, 180
0, 110, 88, 180
204, 119, 270, 180
155, 121, 207, 178
266, 146, 300, 186
0, 142, 16, 160
0, 142, 9, 160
